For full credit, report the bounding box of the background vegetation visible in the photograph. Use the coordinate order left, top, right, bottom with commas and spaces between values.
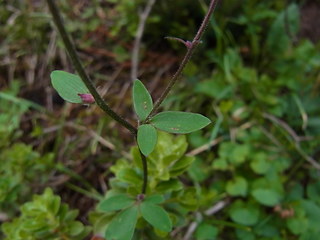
0, 0, 320, 239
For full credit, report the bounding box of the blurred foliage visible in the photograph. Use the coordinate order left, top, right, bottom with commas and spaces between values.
0, 81, 31, 146
0, 1, 51, 57
1, 188, 91, 240
180, 2, 320, 240
0, 81, 53, 218
1, 0, 320, 239
0, 143, 53, 215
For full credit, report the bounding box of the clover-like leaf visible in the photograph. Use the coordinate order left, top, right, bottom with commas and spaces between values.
150, 111, 211, 134
97, 194, 135, 213
133, 80, 153, 121
105, 206, 138, 240
51, 70, 90, 103
140, 202, 172, 232
226, 176, 248, 197
137, 124, 157, 156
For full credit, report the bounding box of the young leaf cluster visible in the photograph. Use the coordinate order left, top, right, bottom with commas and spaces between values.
0, 143, 53, 216
108, 132, 195, 195
2, 188, 91, 240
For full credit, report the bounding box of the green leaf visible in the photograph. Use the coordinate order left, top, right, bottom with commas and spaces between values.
50, 70, 90, 103
251, 189, 282, 206
150, 111, 211, 134
137, 124, 157, 156
230, 201, 260, 226
230, 208, 259, 226
133, 80, 153, 121
287, 216, 309, 235
188, 158, 209, 182
140, 202, 172, 232
226, 176, 248, 197
177, 187, 199, 210
267, 4, 299, 55
155, 179, 183, 193
98, 194, 135, 212
68, 222, 85, 236
229, 143, 250, 164
307, 182, 320, 202
254, 223, 280, 238
235, 229, 255, 240
148, 132, 188, 168
117, 168, 142, 186
170, 156, 195, 177
212, 158, 228, 170
105, 206, 138, 240
144, 195, 165, 204
301, 200, 320, 229
196, 223, 218, 240
250, 153, 270, 174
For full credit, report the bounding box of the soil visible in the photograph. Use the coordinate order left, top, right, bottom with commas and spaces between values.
298, 0, 320, 42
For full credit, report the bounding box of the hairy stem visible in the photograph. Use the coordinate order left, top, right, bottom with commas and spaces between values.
146, 0, 219, 120
46, 0, 137, 135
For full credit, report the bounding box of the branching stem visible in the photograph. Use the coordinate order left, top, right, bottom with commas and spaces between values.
47, 0, 219, 195
145, 0, 219, 121
46, 0, 137, 135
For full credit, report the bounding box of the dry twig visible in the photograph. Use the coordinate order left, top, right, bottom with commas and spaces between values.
131, 0, 157, 80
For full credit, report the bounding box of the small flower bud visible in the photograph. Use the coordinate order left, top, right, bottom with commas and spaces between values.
185, 41, 193, 49
78, 93, 95, 104
136, 194, 145, 201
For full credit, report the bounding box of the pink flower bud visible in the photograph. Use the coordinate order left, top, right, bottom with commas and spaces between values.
78, 93, 95, 104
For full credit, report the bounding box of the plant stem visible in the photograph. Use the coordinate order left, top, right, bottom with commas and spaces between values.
46, 0, 137, 135
139, 149, 148, 194
146, 0, 219, 120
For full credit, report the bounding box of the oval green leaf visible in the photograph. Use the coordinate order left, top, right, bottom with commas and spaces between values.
51, 70, 90, 103
140, 202, 172, 232
133, 80, 153, 121
150, 111, 211, 134
105, 206, 138, 240
137, 124, 157, 156
252, 189, 282, 206
97, 194, 135, 212
230, 205, 260, 226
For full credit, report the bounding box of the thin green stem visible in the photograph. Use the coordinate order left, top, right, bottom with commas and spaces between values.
65, 182, 102, 201
139, 149, 148, 194
145, 0, 219, 120
46, 0, 137, 135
